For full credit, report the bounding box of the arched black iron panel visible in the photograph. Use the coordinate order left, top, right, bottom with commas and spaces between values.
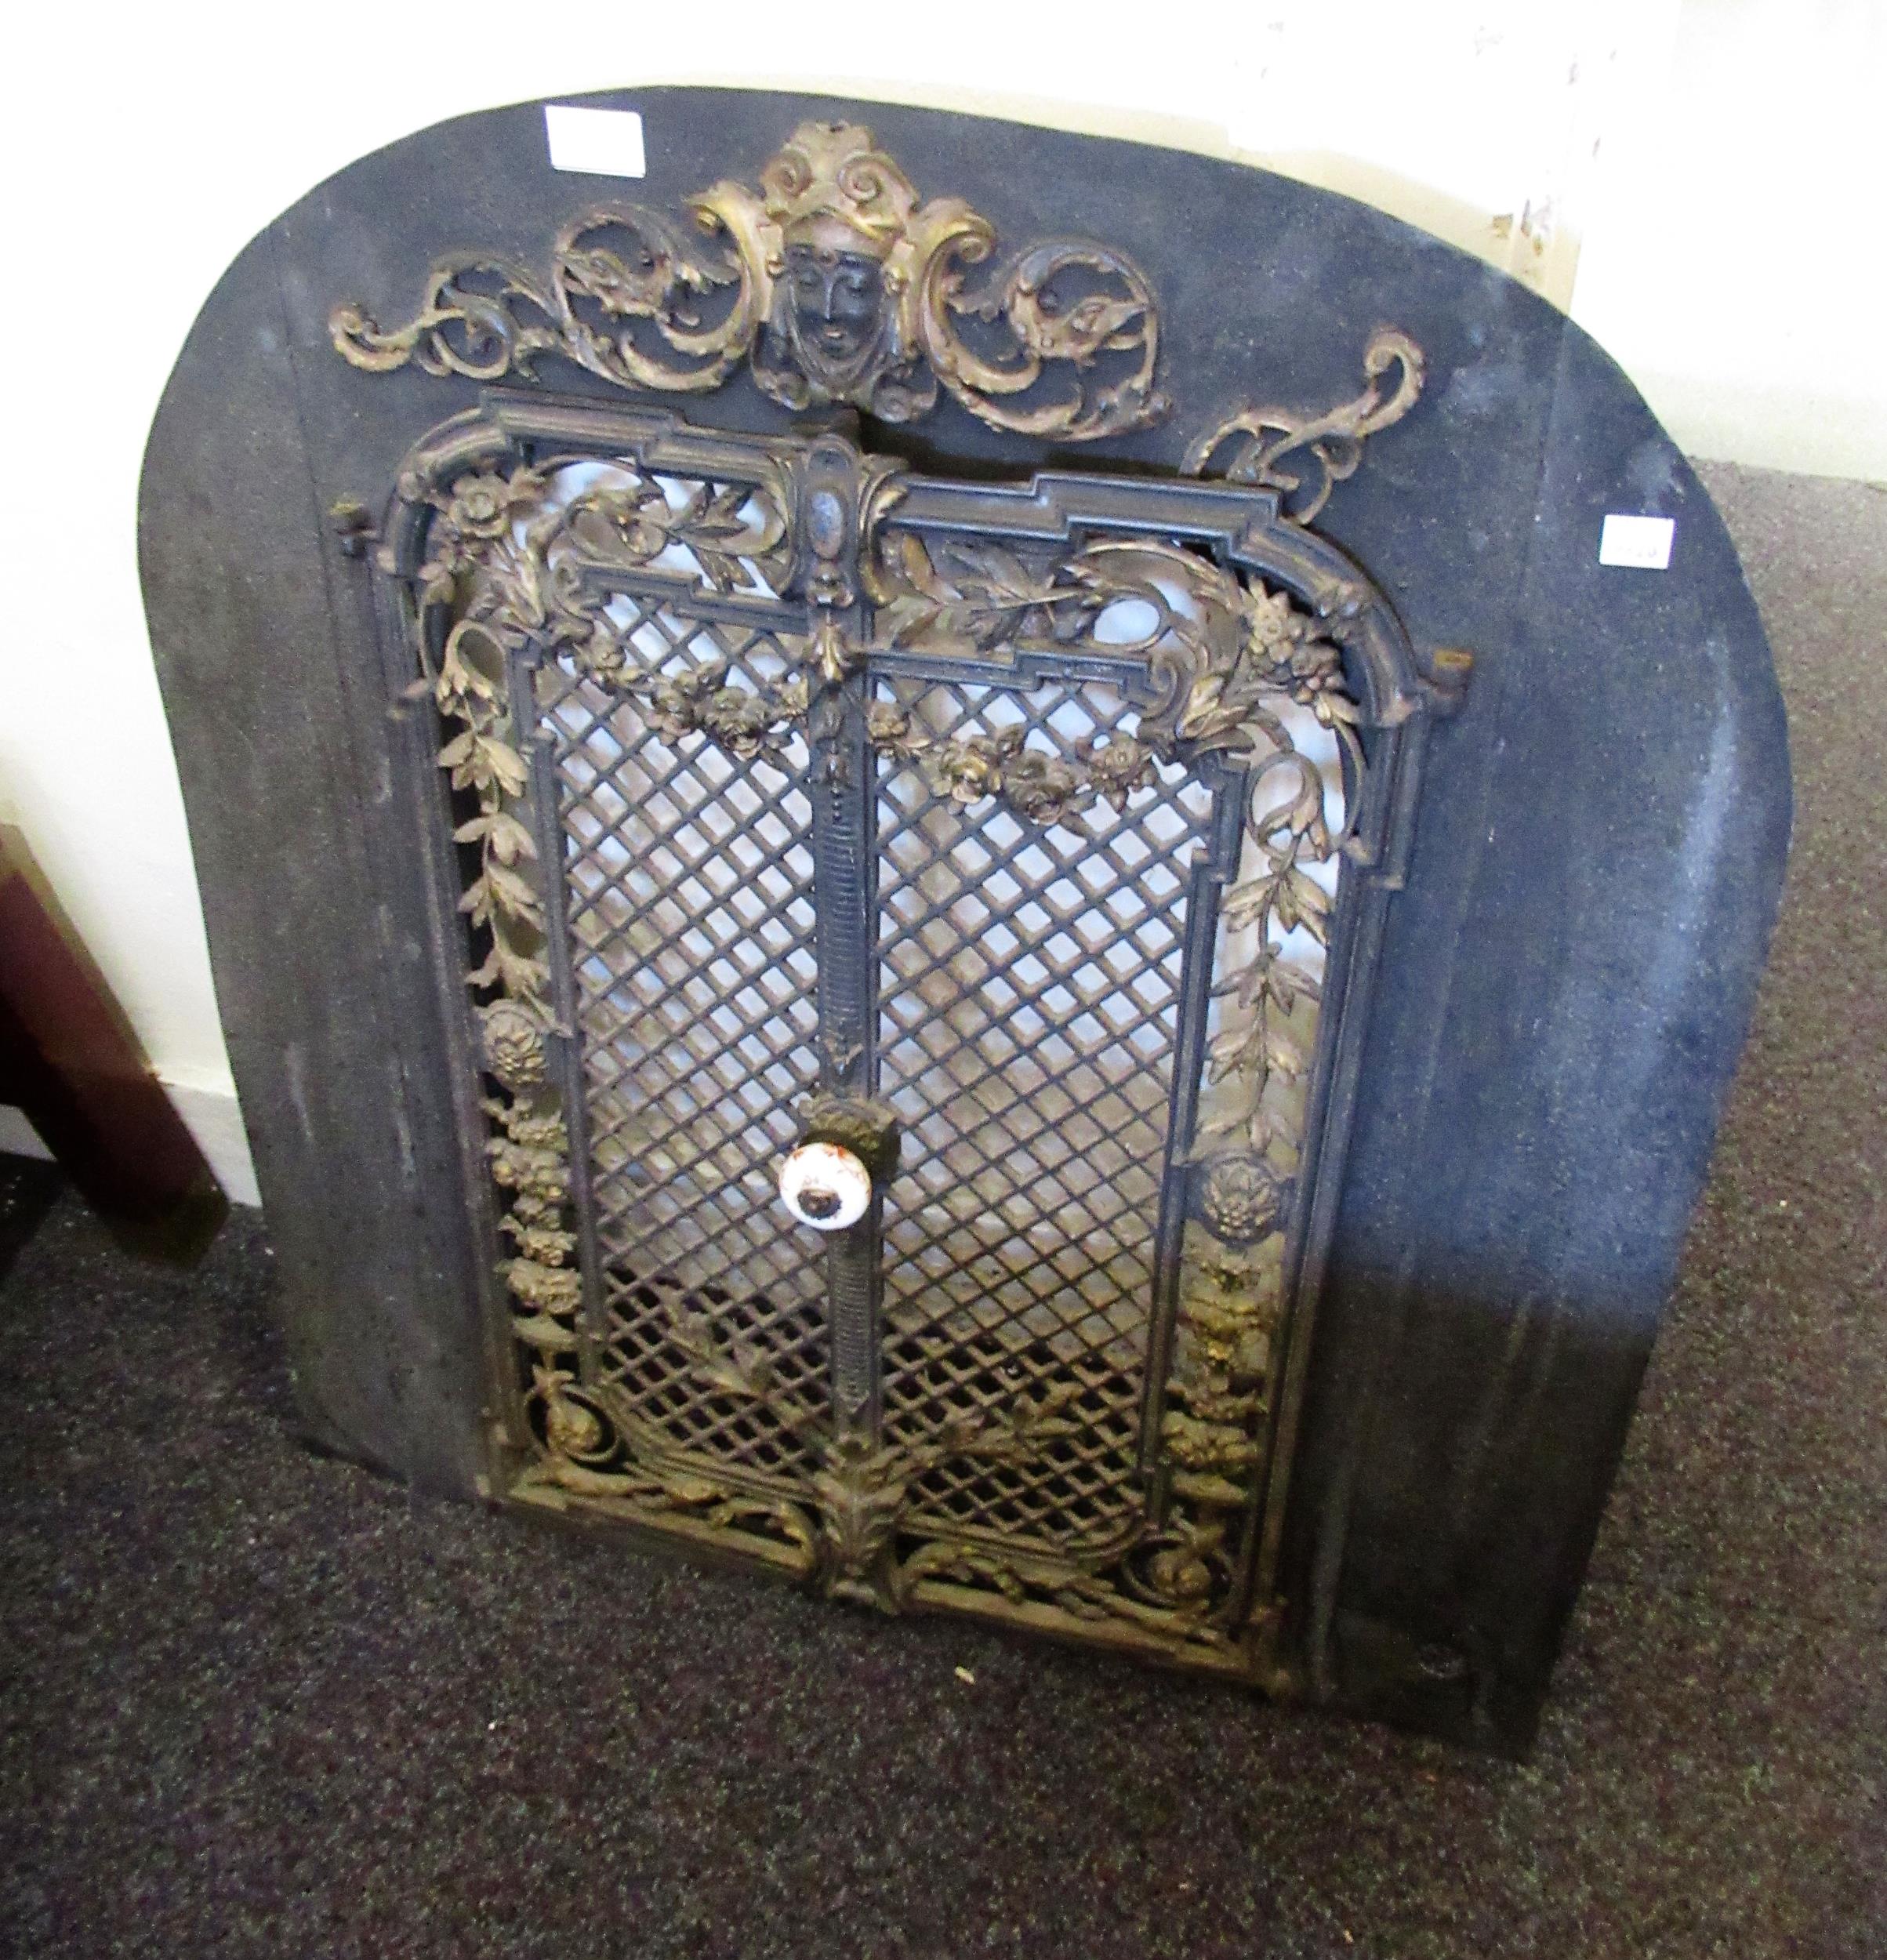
140, 89, 1789, 1751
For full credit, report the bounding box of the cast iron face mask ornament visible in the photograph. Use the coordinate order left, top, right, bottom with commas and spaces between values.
328, 117, 1459, 1690
332, 119, 1168, 438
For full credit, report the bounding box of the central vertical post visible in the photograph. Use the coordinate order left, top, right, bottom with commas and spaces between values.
796, 430, 882, 1436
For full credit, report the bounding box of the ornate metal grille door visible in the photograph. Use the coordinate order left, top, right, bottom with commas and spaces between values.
387, 397, 1439, 1683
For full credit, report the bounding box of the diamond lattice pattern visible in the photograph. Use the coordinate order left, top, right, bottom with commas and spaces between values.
539, 602, 826, 1486
875, 674, 1214, 1554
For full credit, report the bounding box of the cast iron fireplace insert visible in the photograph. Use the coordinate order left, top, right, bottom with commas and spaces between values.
139, 93, 1788, 1752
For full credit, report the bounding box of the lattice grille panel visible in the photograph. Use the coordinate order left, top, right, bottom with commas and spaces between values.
874, 674, 1214, 1552
539, 609, 827, 1481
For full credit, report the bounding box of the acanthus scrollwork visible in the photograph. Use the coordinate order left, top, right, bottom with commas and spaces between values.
415, 453, 806, 717
335, 121, 1166, 441
590, 1302, 1256, 1653
520, 1362, 823, 1571
862, 523, 1364, 826
518, 1287, 1097, 1606
1182, 327, 1425, 522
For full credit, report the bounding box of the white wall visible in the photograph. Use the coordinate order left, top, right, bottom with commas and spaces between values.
1569, 0, 1887, 480
2, 2, 1878, 1207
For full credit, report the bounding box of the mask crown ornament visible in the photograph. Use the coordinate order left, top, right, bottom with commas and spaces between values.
330, 119, 1167, 441
760, 120, 916, 249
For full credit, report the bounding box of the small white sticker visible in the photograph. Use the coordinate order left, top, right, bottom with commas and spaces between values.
1599, 513, 1675, 570
544, 105, 646, 180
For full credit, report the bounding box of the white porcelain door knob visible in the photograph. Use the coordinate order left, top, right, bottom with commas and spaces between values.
778, 1140, 873, 1231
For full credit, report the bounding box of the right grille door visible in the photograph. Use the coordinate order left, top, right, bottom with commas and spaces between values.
873, 664, 1217, 1563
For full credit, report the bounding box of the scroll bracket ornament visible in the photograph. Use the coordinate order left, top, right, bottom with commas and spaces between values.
1181, 327, 1425, 523
330, 120, 1167, 441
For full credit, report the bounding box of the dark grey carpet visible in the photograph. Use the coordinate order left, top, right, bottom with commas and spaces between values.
2, 463, 1882, 1958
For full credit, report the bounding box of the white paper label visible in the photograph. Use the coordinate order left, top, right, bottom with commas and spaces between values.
544, 105, 646, 179
1599, 513, 1675, 570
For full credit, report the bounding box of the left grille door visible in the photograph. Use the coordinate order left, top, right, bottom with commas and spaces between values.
537, 601, 835, 1496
